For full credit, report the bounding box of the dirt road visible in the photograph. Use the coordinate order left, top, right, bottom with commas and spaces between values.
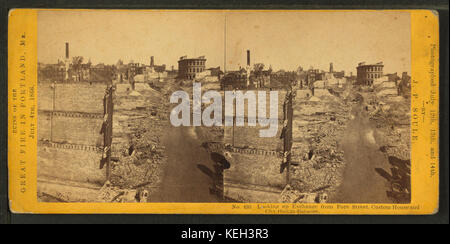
149, 126, 221, 202
336, 105, 393, 203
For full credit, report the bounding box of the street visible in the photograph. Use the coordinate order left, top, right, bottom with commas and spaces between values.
336, 104, 392, 203
150, 126, 221, 202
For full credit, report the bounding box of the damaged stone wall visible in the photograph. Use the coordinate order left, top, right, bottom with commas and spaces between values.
37, 82, 109, 202
38, 145, 104, 186
38, 82, 107, 112
223, 90, 288, 202
38, 82, 107, 144
39, 112, 103, 146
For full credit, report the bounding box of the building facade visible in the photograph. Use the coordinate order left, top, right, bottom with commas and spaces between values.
38, 62, 66, 82
221, 69, 247, 90
306, 69, 320, 86
177, 56, 206, 80
356, 62, 384, 86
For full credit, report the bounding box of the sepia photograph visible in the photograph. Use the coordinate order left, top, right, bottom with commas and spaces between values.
36, 10, 412, 204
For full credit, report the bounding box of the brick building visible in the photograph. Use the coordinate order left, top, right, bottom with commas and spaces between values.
356, 62, 384, 86
177, 56, 206, 80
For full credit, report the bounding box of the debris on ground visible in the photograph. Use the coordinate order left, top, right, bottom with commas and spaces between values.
128, 90, 142, 96
97, 181, 149, 202
107, 80, 173, 201
279, 185, 328, 203
365, 92, 411, 203
290, 85, 352, 200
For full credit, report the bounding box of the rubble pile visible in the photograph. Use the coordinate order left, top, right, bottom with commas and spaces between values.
290, 88, 352, 199
370, 95, 411, 203
279, 185, 328, 203
196, 126, 224, 143
356, 91, 411, 203
97, 181, 149, 202
108, 82, 171, 199
367, 94, 411, 160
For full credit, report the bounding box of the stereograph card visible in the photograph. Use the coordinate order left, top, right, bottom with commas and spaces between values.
8, 9, 440, 214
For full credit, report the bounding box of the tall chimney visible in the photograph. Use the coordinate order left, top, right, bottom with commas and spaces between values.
247, 50, 250, 66
329, 62, 333, 73
65, 42, 69, 59
246, 50, 251, 88
64, 42, 69, 80
150, 56, 154, 67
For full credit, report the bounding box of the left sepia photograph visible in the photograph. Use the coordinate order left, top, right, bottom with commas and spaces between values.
37, 10, 227, 203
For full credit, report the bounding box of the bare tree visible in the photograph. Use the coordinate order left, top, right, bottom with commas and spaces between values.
71, 56, 83, 70
253, 63, 265, 77
70, 56, 84, 81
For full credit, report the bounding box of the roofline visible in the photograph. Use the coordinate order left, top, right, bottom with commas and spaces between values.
178, 58, 207, 62
357, 64, 384, 68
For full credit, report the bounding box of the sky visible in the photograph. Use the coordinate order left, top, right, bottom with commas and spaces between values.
38, 10, 411, 75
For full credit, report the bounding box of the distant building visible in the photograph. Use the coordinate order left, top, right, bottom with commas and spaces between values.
143, 56, 167, 80
38, 42, 115, 83
207, 67, 224, 78
38, 61, 66, 81
296, 71, 309, 89
178, 56, 206, 80
398, 72, 411, 97
147, 56, 166, 73
356, 62, 384, 86
221, 69, 248, 90
127, 62, 144, 79
346, 72, 357, 84
333, 70, 345, 79
384, 72, 401, 84
88, 64, 114, 83
326, 62, 345, 79
167, 69, 178, 78
269, 70, 297, 89
306, 69, 321, 86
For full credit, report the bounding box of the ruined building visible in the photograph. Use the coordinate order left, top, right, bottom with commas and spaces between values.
223, 90, 290, 202
148, 56, 166, 73
356, 62, 384, 86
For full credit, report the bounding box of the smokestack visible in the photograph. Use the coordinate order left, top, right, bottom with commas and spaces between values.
246, 50, 251, 88
65, 42, 69, 59
64, 42, 69, 80
150, 56, 154, 67
329, 62, 333, 73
